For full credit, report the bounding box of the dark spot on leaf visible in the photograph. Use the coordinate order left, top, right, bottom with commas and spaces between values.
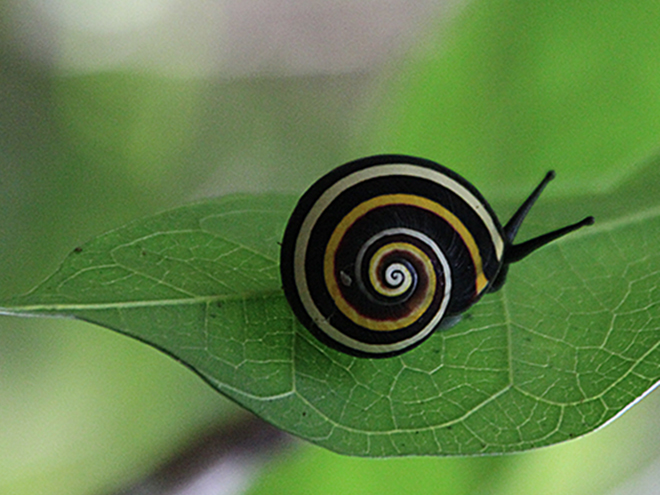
141, 250, 148, 256
216, 301, 223, 308
446, 426, 452, 430
302, 411, 307, 417
73, 246, 83, 254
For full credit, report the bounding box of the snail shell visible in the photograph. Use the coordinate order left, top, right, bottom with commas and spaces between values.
280, 155, 593, 358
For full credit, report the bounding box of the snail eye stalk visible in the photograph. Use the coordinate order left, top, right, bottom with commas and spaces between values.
505, 216, 595, 264
503, 170, 556, 243
488, 170, 594, 293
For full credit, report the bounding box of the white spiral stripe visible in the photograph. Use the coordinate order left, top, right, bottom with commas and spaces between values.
384, 264, 409, 288
372, 262, 413, 298
292, 164, 501, 352
314, 228, 451, 354
292, 162, 493, 354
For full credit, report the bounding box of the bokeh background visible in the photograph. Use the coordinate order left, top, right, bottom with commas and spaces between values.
1, 0, 660, 494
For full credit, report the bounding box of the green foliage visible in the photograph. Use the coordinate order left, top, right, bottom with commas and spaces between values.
365, 0, 660, 193
2, 158, 658, 456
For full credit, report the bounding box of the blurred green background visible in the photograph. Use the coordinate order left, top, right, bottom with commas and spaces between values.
1, 0, 660, 493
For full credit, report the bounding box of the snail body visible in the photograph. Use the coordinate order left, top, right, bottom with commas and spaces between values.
280, 155, 593, 358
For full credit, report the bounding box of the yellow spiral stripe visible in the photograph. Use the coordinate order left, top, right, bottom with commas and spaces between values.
324, 194, 488, 332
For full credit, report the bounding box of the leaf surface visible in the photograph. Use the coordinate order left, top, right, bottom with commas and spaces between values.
1, 164, 659, 456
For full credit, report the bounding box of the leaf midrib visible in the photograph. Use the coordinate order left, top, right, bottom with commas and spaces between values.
0, 288, 285, 315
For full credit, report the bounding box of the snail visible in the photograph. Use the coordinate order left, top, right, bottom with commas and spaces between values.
280, 155, 594, 358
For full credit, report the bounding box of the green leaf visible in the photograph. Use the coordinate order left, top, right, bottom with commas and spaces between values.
1, 159, 659, 457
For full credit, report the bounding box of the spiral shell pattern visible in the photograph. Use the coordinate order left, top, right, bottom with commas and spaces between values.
280, 155, 505, 357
